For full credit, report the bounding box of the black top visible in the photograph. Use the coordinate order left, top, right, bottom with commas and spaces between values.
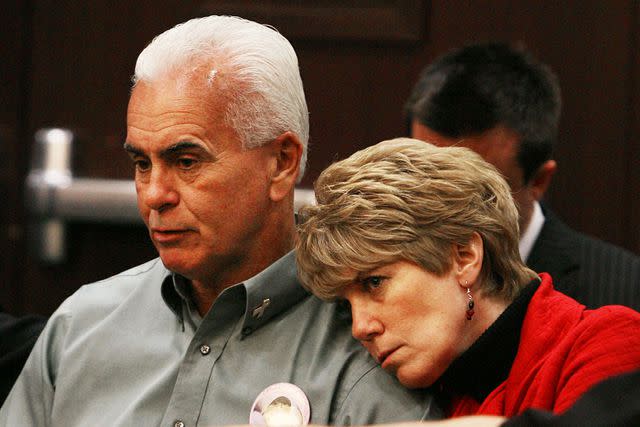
436, 279, 540, 408
0, 311, 47, 404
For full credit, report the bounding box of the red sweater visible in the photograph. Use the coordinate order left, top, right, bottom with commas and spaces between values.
449, 273, 640, 417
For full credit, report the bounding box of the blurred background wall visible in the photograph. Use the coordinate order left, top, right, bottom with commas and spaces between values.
2, 0, 639, 315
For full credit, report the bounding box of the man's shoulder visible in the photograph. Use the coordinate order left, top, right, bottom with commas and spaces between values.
540, 211, 640, 274
38, 258, 173, 371
78, 258, 165, 292
532, 209, 640, 308
274, 294, 363, 356
270, 295, 440, 422
539, 208, 640, 265
58, 258, 167, 321
91, 258, 166, 284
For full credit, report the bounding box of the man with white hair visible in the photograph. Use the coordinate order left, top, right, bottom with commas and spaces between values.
0, 16, 438, 426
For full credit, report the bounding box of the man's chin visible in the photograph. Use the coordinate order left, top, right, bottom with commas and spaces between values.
158, 253, 198, 278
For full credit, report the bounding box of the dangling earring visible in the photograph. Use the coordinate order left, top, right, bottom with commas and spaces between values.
466, 287, 475, 320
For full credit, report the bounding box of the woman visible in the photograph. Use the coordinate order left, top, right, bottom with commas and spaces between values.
296, 138, 640, 417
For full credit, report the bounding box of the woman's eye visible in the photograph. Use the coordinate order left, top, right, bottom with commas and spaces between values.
362, 276, 385, 291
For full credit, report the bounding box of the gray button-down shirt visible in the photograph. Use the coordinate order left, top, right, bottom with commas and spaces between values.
1, 251, 440, 426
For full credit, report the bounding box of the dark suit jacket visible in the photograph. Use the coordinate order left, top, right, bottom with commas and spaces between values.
0, 311, 46, 405
527, 207, 640, 310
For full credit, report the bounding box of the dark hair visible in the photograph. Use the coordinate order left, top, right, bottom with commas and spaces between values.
405, 43, 561, 183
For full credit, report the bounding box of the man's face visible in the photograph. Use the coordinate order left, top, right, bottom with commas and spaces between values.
126, 78, 277, 287
411, 120, 535, 232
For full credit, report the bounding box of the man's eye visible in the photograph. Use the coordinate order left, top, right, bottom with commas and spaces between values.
178, 157, 198, 169
134, 160, 150, 172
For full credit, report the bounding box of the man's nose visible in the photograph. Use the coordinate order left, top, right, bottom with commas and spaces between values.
140, 168, 179, 212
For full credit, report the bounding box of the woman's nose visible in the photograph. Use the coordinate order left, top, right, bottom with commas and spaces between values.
349, 301, 383, 342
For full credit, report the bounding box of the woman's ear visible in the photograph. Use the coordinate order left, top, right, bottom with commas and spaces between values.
268, 131, 303, 202
454, 232, 483, 287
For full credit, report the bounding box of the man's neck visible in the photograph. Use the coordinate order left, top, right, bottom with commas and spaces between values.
191, 218, 297, 316
519, 201, 545, 262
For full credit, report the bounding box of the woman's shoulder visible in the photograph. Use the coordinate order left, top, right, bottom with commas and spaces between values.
535, 278, 640, 351
519, 278, 640, 384
578, 303, 640, 339
533, 274, 640, 327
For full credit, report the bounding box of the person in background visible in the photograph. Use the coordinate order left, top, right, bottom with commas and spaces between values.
0, 310, 46, 404
0, 16, 438, 426
296, 138, 640, 418
404, 42, 640, 310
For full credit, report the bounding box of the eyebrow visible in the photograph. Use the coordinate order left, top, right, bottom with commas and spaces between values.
123, 141, 205, 157
123, 142, 142, 156
164, 141, 203, 154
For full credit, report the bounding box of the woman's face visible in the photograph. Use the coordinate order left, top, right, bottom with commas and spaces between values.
339, 260, 477, 388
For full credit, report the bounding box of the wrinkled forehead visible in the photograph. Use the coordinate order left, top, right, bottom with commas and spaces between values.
128, 72, 232, 119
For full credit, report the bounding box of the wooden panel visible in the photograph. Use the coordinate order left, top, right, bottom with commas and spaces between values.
296, 43, 422, 186
537, 2, 632, 247
4, 0, 639, 316
199, 0, 427, 41
629, 1, 640, 254
0, 1, 30, 313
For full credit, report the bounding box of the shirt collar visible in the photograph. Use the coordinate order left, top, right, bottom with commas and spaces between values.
240, 250, 310, 336
161, 268, 182, 320
519, 201, 545, 262
160, 251, 310, 334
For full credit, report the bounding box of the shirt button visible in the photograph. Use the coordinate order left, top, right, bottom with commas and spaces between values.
242, 326, 253, 336
174, 420, 185, 427
200, 344, 211, 355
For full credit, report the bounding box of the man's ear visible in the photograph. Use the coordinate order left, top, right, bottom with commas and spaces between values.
528, 159, 557, 201
454, 232, 484, 286
269, 131, 303, 202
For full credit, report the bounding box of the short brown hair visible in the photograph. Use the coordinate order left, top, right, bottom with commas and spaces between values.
296, 138, 535, 301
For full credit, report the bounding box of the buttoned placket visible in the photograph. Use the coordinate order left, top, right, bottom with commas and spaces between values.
200, 344, 211, 355
160, 285, 246, 427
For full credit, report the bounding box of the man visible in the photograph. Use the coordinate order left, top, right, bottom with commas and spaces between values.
405, 42, 640, 310
1, 16, 438, 425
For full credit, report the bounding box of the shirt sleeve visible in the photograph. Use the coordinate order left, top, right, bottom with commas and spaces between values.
0, 305, 72, 426
332, 363, 443, 425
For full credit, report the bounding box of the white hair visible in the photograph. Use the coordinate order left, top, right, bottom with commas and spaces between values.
133, 15, 309, 180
